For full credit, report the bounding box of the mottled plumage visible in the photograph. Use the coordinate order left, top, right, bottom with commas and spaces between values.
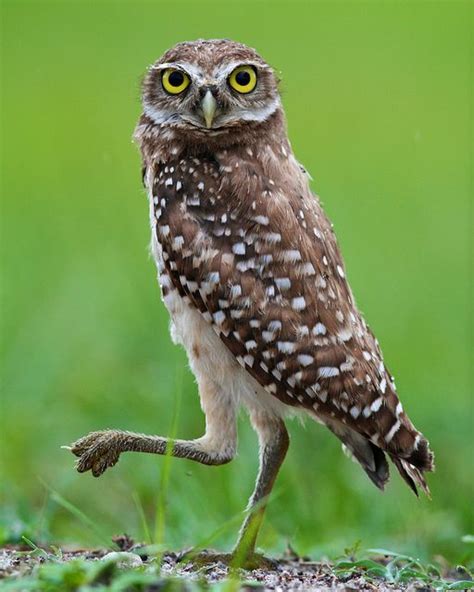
70, 39, 434, 564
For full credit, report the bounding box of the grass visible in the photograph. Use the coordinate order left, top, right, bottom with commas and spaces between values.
1, 0, 472, 584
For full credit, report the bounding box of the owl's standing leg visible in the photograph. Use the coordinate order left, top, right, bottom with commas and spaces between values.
232, 410, 289, 564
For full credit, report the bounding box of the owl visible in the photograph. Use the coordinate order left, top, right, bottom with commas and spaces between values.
69, 39, 434, 565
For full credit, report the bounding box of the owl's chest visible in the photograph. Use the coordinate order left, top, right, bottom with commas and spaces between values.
147, 153, 273, 245
147, 155, 241, 298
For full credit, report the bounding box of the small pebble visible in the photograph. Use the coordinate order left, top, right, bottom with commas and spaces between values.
101, 551, 143, 568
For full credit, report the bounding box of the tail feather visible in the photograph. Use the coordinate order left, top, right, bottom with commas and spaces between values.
408, 436, 435, 472
391, 456, 431, 498
362, 443, 390, 490
325, 420, 390, 490
390, 434, 434, 498
322, 413, 434, 496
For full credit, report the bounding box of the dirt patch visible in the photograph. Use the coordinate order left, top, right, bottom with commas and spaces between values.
0, 544, 469, 591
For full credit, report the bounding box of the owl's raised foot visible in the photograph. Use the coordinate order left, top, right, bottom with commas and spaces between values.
177, 548, 277, 571
65, 430, 121, 477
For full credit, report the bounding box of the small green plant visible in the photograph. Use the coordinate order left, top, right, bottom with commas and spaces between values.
334, 547, 473, 590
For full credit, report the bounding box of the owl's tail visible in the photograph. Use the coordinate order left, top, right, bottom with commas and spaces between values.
324, 418, 390, 490
389, 434, 434, 497
324, 414, 434, 497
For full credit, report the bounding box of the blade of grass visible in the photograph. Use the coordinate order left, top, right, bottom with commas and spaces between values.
446, 581, 474, 590
39, 479, 111, 548
222, 573, 242, 592
34, 487, 50, 544
20, 535, 49, 559
367, 548, 415, 561
132, 490, 152, 545
153, 365, 184, 559
183, 487, 284, 564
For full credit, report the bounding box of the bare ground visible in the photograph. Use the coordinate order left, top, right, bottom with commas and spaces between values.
0, 542, 469, 591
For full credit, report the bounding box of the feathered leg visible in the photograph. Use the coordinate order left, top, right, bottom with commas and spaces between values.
67, 377, 237, 476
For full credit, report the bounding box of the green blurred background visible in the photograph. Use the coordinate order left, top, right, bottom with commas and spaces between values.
1, 0, 472, 564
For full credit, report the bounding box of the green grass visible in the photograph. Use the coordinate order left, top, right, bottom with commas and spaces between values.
1, 0, 472, 572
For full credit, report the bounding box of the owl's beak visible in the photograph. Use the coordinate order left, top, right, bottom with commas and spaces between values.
201, 90, 217, 129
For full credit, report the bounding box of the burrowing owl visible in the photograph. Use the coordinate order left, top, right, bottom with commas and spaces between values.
69, 39, 434, 564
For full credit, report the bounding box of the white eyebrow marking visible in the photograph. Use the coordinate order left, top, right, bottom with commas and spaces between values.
151, 61, 205, 80
212, 59, 271, 80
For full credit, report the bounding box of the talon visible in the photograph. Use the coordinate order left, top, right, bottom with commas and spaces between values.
68, 431, 120, 476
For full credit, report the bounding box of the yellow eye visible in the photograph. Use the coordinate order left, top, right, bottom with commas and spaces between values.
162, 68, 190, 94
228, 65, 257, 94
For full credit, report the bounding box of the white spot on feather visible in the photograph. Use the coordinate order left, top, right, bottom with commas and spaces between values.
350, 406, 360, 419
232, 243, 246, 255
277, 341, 296, 354
172, 236, 184, 251
312, 323, 327, 336
318, 367, 340, 378
265, 232, 281, 244
282, 249, 302, 263
385, 420, 401, 444
275, 278, 291, 290
297, 354, 313, 367
268, 320, 282, 332
291, 296, 306, 311
212, 311, 226, 325
370, 397, 383, 412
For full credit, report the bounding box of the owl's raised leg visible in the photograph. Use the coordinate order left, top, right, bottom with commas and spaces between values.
67, 429, 236, 477
67, 377, 237, 477
232, 410, 289, 565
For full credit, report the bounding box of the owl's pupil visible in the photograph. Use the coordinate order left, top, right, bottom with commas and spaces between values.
169, 71, 184, 87
236, 71, 251, 86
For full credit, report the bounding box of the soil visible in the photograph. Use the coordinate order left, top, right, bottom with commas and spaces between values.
0, 542, 457, 591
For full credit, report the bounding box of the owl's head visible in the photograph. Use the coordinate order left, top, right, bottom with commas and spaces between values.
141, 39, 281, 138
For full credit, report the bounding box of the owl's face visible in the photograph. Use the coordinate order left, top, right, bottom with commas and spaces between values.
141, 39, 281, 136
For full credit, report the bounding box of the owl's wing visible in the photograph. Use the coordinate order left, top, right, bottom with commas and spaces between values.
152, 165, 433, 494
